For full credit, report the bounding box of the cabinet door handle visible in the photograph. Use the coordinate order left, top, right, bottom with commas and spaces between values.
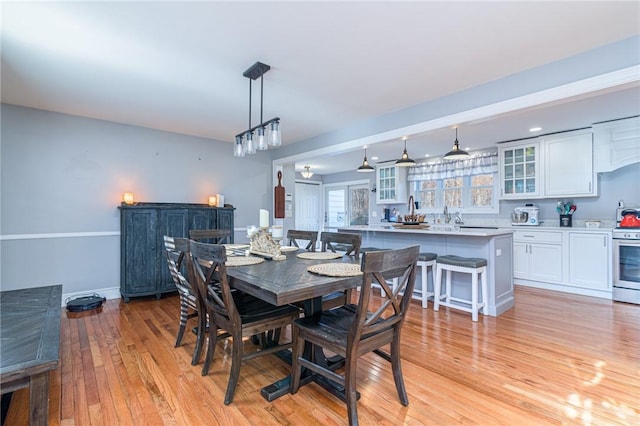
523, 235, 535, 238
603, 236, 607, 247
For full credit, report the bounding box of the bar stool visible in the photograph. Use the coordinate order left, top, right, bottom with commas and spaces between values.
434, 255, 488, 322
416, 252, 437, 308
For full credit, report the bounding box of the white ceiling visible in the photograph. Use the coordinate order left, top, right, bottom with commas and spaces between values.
2, 1, 639, 175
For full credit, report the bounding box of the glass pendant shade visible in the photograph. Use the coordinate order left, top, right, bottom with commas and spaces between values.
269, 121, 281, 146
256, 127, 268, 150
395, 137, 415, 167
301, 166, 313, 179
444, 128, 470, 160
233, 135, 245, 157
244, 131, 256, 155
357, 149, 375, 172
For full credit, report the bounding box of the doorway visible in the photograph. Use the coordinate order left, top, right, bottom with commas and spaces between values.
324, 181, 370, 229
294, 181, 322, 231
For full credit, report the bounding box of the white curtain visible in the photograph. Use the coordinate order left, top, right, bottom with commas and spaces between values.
407, 152, 498, 181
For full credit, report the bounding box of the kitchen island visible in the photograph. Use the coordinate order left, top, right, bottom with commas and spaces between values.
338, 225, 514, 316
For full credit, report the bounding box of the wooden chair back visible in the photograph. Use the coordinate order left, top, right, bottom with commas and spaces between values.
354, 245, 419, 343
320, 231, 361, 258
189, 228, 231, 244
287, 229, 318, 251
163, 235, 193, 295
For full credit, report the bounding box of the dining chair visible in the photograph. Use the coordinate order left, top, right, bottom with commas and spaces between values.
189, 240, 301, 405
163, 235, 205, 366
320, 231, 361, 257
287, 229, 318, 251
290, 245, 420, 426
189, 228, 232, 244
320, 231, 362, 309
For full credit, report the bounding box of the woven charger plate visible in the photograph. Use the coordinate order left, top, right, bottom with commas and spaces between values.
225, 256, 264, 267
297, 252, 342, 260
280, 246, 299, 252
307, 263, 362, 277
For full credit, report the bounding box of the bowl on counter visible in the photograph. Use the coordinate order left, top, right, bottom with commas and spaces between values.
511, 212, 528, 223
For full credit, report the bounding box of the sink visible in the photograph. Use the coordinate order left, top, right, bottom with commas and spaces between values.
430, 224, 461, 232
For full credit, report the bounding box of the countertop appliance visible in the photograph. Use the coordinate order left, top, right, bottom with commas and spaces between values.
619, 208, 640, 227
612, 206, 640, 304
511, 206, 539, 226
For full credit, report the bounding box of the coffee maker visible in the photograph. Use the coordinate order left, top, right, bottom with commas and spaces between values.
383, 208, 391, 222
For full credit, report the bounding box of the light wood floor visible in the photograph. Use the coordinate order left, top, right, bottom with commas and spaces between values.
5, 286, 639, 425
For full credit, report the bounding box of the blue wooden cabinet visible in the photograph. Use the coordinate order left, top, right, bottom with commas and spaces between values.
119, 202, 234, 301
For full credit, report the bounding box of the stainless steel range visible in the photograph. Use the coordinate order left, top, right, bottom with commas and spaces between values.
612, 206, 640, 304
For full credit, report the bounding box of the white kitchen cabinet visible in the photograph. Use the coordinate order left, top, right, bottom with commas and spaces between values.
513, 230, 563, 283
568, 231, 610, 290
593, 116, 640, 172
376, 165, 407, 204
498, 141, 541, 199
543, 130, 597, 197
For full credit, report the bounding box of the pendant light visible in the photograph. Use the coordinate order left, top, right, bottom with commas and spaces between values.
356, 148, 375, 172
233, 61, 281, 157
301, 166, 314, 179
444, 128, 470, 160
395, 136, 415, 167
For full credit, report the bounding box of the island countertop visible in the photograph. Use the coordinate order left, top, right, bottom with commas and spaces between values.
337, 224, 515, 317
338, 224, 514, 237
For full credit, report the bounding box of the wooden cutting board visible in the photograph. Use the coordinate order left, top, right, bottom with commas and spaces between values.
274, 171, 285, 218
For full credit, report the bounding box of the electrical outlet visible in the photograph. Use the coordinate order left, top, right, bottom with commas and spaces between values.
496, 249, 502, 256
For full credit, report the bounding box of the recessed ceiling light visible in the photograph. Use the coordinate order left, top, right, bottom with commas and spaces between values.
371, 156, 379, 160
529, 127, 542, 132
424, 154, 430, 157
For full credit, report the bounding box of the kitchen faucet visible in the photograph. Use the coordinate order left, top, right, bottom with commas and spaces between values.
443, 205, 451, 224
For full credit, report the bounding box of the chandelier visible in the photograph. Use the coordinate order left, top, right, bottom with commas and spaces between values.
233, 61, 281, 157
301, 166, 314, 179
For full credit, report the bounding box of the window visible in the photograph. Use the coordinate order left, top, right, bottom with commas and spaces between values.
324, 181, 370, 228
408, 153, 498, 213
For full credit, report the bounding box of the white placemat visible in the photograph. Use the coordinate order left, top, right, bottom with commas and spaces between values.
307, 263, 362, 277
280, 246, 299, 252
297, 252, 342, 260
225, 256, 264, 267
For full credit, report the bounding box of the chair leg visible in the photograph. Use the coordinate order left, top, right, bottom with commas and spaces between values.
481, 267, 489, 315
290, 326, 303, 394
201, 321, 217, 376
434, 265, 442, 311
420, 262, 427, 308
345, 352, 359, 426
472, 271, 479, 322
191, 312, 205, 365
445, 270, 452, 305
175, 301, 189, 347
390, 330, 409, 406
224, 332, 243, 405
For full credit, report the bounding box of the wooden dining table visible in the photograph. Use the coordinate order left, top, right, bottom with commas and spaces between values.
0, 285, 62, 426
226, 249, 362, 401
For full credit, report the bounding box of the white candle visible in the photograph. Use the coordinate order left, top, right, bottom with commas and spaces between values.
259, 209, 269, 228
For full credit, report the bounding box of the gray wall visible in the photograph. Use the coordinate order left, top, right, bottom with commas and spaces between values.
1, 104, 272, 295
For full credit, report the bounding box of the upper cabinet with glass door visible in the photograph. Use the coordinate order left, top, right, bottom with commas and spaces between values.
498, 141, 541, 199
376, 165, 407, 204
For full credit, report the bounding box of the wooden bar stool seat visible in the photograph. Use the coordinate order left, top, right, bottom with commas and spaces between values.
434, 255, 488, 322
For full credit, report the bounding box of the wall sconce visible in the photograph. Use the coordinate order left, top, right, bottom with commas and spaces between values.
208, 196, 217, 207
123, 192, 134, 205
